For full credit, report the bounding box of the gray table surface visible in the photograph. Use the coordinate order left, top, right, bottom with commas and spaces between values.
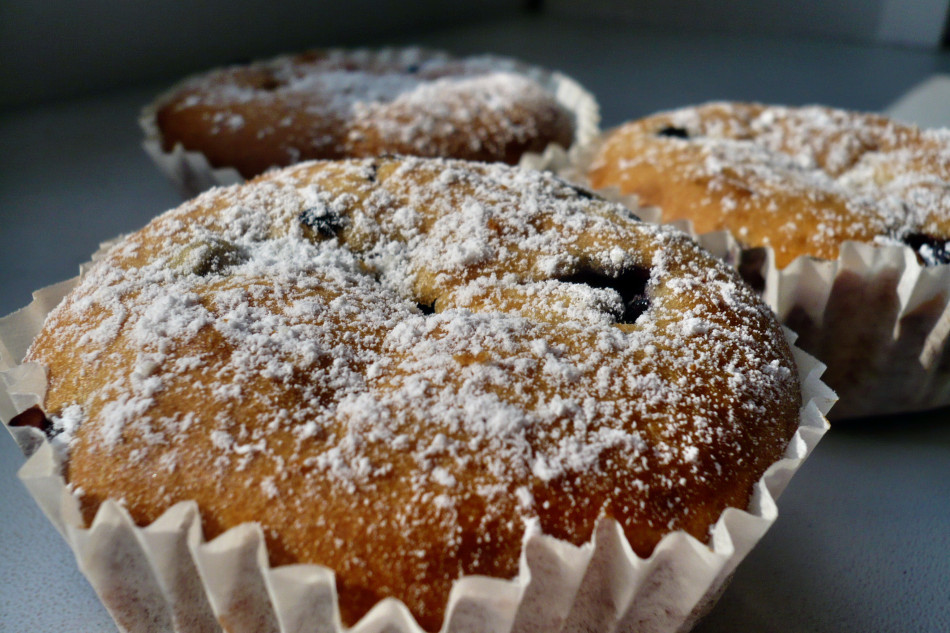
2, 14, 949, 633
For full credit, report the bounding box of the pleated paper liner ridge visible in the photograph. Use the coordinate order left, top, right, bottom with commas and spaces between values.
0, 239, 832, 633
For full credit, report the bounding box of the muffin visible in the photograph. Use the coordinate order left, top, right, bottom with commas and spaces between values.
587, 102, 950, 418
142, 48, 598, 196
3, 157, 830, 632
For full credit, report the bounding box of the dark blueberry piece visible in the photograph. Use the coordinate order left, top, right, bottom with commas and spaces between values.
366, 161, 378, 183
559, 266, 651, 323
903, 233, 950, 265
626, 295, 651, 321
10, 406, 52, 434
738, 247, 769, 294
657, 126, 690, 139
564, 183, 599, 201
299, 205, 346, 239
172, 239, 246, 277
416, 301, 436, 315
193, 241, 246, 276
553, 180, 611, 204
259, 76, 282, 91
249, 70, 283, 91
405, 64, 420, 74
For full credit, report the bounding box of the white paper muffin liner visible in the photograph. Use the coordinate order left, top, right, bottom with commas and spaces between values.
0, 238, 832, 633
140, 49, 601, 198
559, 131, 950, 420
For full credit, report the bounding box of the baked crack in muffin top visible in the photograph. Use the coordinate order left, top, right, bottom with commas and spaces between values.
25, 157, 800, 630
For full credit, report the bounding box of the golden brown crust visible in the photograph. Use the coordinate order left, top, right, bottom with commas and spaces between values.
28, 157, 799, 630
154, 49, 575, 179
589, 102, 950, 268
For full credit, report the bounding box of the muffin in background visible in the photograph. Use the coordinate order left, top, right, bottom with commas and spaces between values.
142, 48, 599, 196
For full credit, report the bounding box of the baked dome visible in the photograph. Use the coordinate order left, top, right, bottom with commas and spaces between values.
589, 102, 950, 268
151, 48, 576, 179
26, 157, 800, 630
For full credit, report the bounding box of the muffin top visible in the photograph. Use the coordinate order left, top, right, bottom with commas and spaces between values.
589, 102, 950, 268
150, 48, 576, 178
26, 157, 800, 630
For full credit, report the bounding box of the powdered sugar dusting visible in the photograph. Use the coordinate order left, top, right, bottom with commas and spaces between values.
155, 48, 575, 176
591, 102, 950, 268
28, 157, 800, 628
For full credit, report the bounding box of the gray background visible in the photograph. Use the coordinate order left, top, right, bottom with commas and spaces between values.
1, 5, 949, 633
548, 0, 950, 47
2, 0, 949, 109
0, 0, 515, 108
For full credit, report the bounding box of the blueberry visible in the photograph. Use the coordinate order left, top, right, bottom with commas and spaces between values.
903, 233, 950, 265
559, 266, 651, 323
416, 301, 436, 315
565, 183, 599, 200
172, 238, 246, 276
657, 126, 690, 139
299, 205, 346, 239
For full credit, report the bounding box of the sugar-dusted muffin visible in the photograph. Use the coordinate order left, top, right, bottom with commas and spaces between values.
22, 157, 803, 631
589, 102, 950, 268
143, 48, 597, 196
588, 102, 950, 418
